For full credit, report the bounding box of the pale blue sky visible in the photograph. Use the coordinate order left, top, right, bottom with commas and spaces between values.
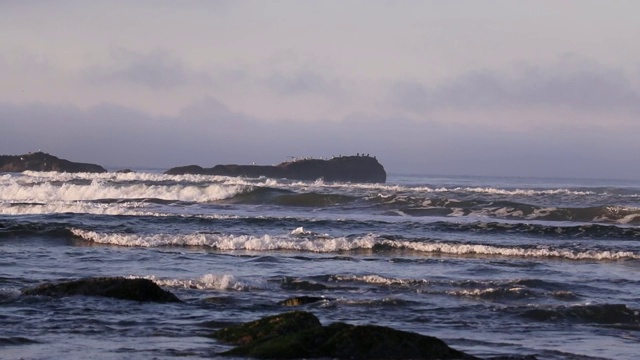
1, 1, 639, 178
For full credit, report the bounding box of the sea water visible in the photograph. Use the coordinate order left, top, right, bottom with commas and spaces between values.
1, 171, 639, 359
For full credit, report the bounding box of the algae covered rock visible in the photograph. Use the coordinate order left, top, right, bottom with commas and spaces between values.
279, 276, 329, 291
214, 311, 478, 359
22, 277, 181, 303
317, 323, 477, 359
278, 296, 328, 306
214, 311, 322, 346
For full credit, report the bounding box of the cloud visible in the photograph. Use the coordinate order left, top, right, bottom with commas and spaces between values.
84, 48, 213, 89
390, 56, 640, 114
264, 71, 342, 96
2, 97, 639, 179
179, 96, 239, 121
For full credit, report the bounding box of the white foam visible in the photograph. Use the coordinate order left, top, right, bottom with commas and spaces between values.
0, 179, 245, 203
593, 206, 640, 224
290, 227, 331, 238
0, 287, 22, 301
313, 183, 598, 197
5, 172, 631, 200
394, 241, 639, 260
525, 207, 558, 219
617, 213, 640, 224
332, 274, 417, 286
128, 274, 263, 291
0, 201, 161, 216
0, 200, 249, 218
453, 187, 596, 197
71, 228, 379, 252
290, 227, 309, 235
14, 170, 281, 187
70, 229, 640, 260
446, 287, 527, 297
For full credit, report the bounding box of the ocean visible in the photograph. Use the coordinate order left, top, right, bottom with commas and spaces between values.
1, 170, 639, 359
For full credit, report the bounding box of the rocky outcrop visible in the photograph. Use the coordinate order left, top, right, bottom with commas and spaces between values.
215, 311, 321, 347
0, 152, 107, 173
278, 296, 328, 306
213, 311, 478, 359
165, 155, 386, 183
22, 277, 181, 303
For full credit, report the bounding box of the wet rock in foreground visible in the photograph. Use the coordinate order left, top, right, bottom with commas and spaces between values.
215, 311, 322, 346
213, 311, 478, 359
22, 277, 181, 303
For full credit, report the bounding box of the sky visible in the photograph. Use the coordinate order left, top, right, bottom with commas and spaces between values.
1, 1, 640, 179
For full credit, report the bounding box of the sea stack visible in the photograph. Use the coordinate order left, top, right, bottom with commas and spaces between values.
165, 155, 387, 183
0, 152, 107, 173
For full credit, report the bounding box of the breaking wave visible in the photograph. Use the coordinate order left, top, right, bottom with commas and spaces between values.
70, 228, 640, 260
377, 195, 640, 224
0, 180, 246, 203
3, 172, 640, 224
425, 221, 640, 239
130, 274, 265, 291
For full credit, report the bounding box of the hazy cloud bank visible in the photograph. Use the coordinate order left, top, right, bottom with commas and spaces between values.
389, 57, 640, 115
84, 48, 214, 89
2, 97, 638, 179
2, 1, 639, 179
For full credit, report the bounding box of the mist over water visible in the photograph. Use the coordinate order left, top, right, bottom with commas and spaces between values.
1, 171, 639, 359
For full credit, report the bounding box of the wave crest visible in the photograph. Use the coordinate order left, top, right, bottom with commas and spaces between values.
70, 229, 640, 260
128, 274, 264, 291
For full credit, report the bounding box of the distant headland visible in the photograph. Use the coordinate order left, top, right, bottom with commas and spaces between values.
0, 152, 107, 173
0, 152, 386, 183
165, 154, 387, 183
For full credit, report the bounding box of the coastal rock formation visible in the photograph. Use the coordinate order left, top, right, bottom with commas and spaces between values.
213, 311, 477, 359
0, 152, 107, 173
165, 155, 386, 183
278, 296, 328, 306
22, 277, 181, 303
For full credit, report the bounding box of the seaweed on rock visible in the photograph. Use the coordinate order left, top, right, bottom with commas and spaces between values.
213, 311, 478, 359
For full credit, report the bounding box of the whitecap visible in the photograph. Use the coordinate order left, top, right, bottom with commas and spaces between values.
70, 229, 640, 260
127, 274, 266, 291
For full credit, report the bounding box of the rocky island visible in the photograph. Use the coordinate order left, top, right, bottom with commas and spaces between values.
0, 152, 107, 173
165, 155, 387, 183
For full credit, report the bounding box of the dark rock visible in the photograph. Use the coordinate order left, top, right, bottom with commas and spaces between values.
280, 277, 329, 291
278, 296, 328, 306
22, 277, 181, 303
165, 164, 206, 175
214, 311, 478, 359
116, 169, 134, 173
214, 311, 322, 346
0, 152, 107, 173
200, 296, 236, 305
165, 155, 386, 183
